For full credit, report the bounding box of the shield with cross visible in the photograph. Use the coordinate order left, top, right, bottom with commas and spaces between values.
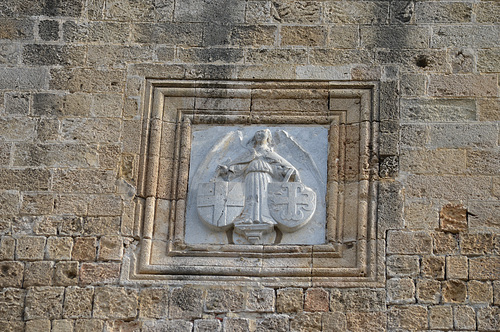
197, 181, 245, 230
268, 182, 316, 232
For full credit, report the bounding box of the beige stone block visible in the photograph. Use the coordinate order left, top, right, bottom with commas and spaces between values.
469, 257, 500, 280
468, 280, 493, 304
72, 237, 97, 261
429, 74, 498, 97
346, 312, 387, 332
446, 256, 468, 280
20, 192, 54, 215
0, 288, 25, 320
0, 236, 15, 260
281, 26, 326, 47
98, 236, 123, 261
387, 278, 415, 304
82, 216, 121, 236
321, 312, 346, 332
330, 289, 386, 312
387, 231, 432, 254
246, 288, 274, 313
304, 288, 329, 312
404, 200, 439, 230
205, 288, 245, 313
454, 305, 476, 330
400, 149, 466, 174
52, 319, 74, 332
25, 286, 64, 320
440, 203, 467, 233
461, 233, 493, 255
93, 286, 138, 319
478, 98, 500, 121
194, 319, 222, 332
54, 195, 88, 216
169, 287, 204, 319
387, 255, 419, 278
79, 262, 120, 285
63, 286, 93, 319
50, 68, 125, 93
54, 261, 79, 286
416, 278, 441, 304
433, 231, 459, 255
442, 280, 467, 303
429, 305, 453, 330
223, 317, 253, 332
16, 236, 45, 260
139, 288, 168, 319
388, 305, 428, 330
53, 169, 116, 194
25, 319, 51, 332
277, 288, 303, 313
468, 201, 500, 231
494, 281, 500, 306
477, 306, 500, 331
74, 319, 104, 332
0, 261, 24, 288
23, 261, 53, 287
46, 236, 73, 260
290, 312, 322, 332
0, 191, 19, 217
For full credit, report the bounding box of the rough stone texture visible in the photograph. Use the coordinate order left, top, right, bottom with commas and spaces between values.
0, 0, 498, 330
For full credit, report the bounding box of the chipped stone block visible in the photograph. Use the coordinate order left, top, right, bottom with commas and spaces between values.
416, 278, 441, 304
440, 204, 467, 233
139, 288, 169, 319
429, 305, 453, 330
421, 255, 445, 279
16, 236, 45, 260
23, 261, 54, 287
46, 236, 73, 260
442, 280, 467, 303
387, 278, 415, 304
246, 288, 274, 312
63, 286, 93, 319
25, 286, 64, 320
169, 287, 204, 319
277, 288, 303, 313
54, 261, 79, 286
205, 288, 245, 312
72, 237, 97, 261
93, 286, 138, 319
0, 261, 23, 287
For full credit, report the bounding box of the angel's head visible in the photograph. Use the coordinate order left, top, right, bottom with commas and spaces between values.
252, 129, 272, 147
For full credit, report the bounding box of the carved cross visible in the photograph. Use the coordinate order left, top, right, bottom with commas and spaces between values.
270, 183, 315, 221
198, 182, 244, 227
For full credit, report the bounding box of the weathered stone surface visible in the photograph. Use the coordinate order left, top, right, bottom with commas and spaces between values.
330, 289, 386, 312
79, 262, 120, 285
25, 319, 51, 332
97, 236, 123, 261
16, 236, 45, 260
428, 74, 498, 97
304, 288, 329, 312
169, 287, 204, 319
469, 257, 500, 280
446, 256, 468, 280
194, 319, 221, 332
454, 305, 476, 330
25, 286, 64, 320
461, 233, 493, 256
23, 261, 53, 287
74, 319, 104, 332
421, 256, 445, 279
477, 306, 500, 331
289, 312, 322, 332
388, 305, 428, 330
72, 237, 97, 261
277, 288, 303, 313
0, 288, 25, 320
345, 312, 387, 332
416, 2, 472, 23
387, 278, 415, 304
139, 288, 168, 319
52, 319, 74, 332
205, 288, 245, 312
54, 261, 79, 286
442, 280, 467, 303
0, 191, 19, 217
246, 288, 274, 312
387, 255, 419, 278
255, 315, 288, 332
46, 236, 73, 260
416, 278, 441, 304
94, 286, 138, 319
142, 319, 192, 332
429, 305, 453, 330
223, 317, 253, 332
0, 236, 15, 260
387, 231, 432, 254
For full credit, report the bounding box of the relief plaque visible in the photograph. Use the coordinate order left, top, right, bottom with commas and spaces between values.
127, 80, 384, 287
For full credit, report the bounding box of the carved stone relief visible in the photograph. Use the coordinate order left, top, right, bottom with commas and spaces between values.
186, 127, 327, 245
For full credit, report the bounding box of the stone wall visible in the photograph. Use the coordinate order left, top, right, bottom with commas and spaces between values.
0, 0, 498, 331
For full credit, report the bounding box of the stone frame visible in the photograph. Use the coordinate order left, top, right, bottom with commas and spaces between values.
125, 79, 383, 287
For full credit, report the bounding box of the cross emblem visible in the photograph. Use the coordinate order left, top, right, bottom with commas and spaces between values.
197, 182, 244, 227
269, 182, 316, 223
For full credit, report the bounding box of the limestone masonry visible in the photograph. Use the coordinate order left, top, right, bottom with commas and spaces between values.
0, 0, 498, 331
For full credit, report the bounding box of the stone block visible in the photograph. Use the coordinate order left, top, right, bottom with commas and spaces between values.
38, 20, 59, 41
406, 175, 494, 200
246, 288, 274, 312
467, 150, 500, 175
205, 288, 245, 312
477, 49, 500, 73
194, 319, 221, 332
87, 0, 173, 21
0, 288, 25, 320
0, 236, 15, 260
0, 321, 24, 331
475, 1, 500, 23
468, 201, 500, 232
50, 68, 124, 93
429, 305, 453, 330
63, 286, 93, 319
477, 307, 500, 331
245, 48, 307, 65
174, 0, 245, 24
23, 261, 53, 287
323, 2, 388, 24
72, 237, 97, 261
289, 312, 322, 332
416, 278, 441, 304
45, 236, 73, 260
469, 257, 500, 280
309, 49, 372, 66
97, 236, 123, 261
377, 49, 449, 73
0, 118, 37, 142
52, 319, 74, 332
428, 74, 498, 97
0, 67, 48, 90
22, 44, 85, 66
377, 182, 404, 233
25, 319, 51, 332
25, 286, 64, 320
454, 305, 476, 330
0, 43, 18, 65
449, 47, 475, 73
387, 231, 432, 254
416, 2, 472, 23
79, 262, 120, 285
62, 118, 121, 144
495, 281, 500, 306
461, 233, 493, 256
169, 287, 204, 319
0, 191, 20, 217
401, 98, 476, 123
82, 217, 121, 236
74, 319, 104, 332
255, 315, 288, 332
132, 22, 203, 46
345, 312, 387, 332
387, 278, 415, 304
139, 288, 168, 319
93, 286, 138, 319
277, 288, 303, 313
433, 232, 459, 255
0, 18, 34, 40
280, 26, 326, 47
5, 92, 29, 115
330, 289, 386, 312
271, 1, 320, 23
16, 236, 45, 260
87, 195, 122, 217
328, 26, 358, 49
468, 280, 493, 304
54, 261, 79, 286
0, 143, 10, 166
142, 319, 192, 332
387, 255, 419, 278
361, 26, 430, 49
32, 92, 92, 117
401, 148, 466, 175
388, 305, 428, 330
446, 256, 468, 280
20, 192, 54, 215
421, 255, 445, 279
442, 280, 467, 303
87, 45, 155, 69
13, 143, 99, 168
304, 288, 329, 312
36, 119, 60, 142
53, 170, 116, 194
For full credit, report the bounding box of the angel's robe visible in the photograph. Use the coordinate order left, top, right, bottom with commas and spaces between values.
225, 147, 298, 225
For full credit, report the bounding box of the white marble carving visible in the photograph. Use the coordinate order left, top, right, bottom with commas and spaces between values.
186, 126, 328, 245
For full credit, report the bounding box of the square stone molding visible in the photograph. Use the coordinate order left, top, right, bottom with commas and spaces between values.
125, 79, 383, 287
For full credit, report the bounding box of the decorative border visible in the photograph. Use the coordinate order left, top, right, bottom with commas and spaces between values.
125, 80, 383, 287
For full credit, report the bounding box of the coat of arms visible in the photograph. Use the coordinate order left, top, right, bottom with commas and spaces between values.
196, 129, 317, 244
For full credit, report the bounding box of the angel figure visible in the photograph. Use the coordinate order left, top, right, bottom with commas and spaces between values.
217, 129, 300, 226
